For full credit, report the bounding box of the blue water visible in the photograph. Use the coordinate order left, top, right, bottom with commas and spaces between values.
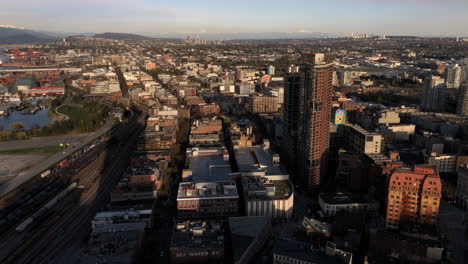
0, 108, 50, 131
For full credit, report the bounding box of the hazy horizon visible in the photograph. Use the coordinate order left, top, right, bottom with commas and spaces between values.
2, 0, 468, 38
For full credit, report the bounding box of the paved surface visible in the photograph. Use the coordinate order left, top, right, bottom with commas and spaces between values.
0, 118, 113, 198
0, 134, 90, 151
273, 186, 315, 240
54, 105, 70, 121
0, 154, 47, 181
439, 200, 468, 264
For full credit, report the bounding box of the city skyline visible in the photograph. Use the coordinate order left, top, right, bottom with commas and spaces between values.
1, 0, 468, 38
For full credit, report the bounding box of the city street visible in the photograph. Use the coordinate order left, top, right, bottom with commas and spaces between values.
273, 187, 315, 240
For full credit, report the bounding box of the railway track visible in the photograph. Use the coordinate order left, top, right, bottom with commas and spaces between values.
0, 146, 105, 260
5, 118, 144, 264
0, 142, 109, 251
0, 154, 107, 263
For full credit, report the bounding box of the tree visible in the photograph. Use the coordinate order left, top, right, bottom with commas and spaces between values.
10, 122, 25, 132
15, 131, 27, 140
30, 124, 41, 131
0, 131, 13, 141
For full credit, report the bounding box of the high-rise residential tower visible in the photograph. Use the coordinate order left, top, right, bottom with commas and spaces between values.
460, 64, 468, 84
385, 165, 442, 231
421, 76, 446, 112
283, 54, 334, 190
446, 64, 462, 89
457, 84, 468, 115
267, 65, 276, 75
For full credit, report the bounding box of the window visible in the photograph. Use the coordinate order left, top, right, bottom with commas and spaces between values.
311, 159, 320, 167
314, 102, 323, 111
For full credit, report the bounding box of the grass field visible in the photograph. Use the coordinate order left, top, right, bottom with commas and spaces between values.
0, 145, 63, 155
56, 105, 83, 120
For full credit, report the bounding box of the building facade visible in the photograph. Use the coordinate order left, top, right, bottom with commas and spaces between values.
283, 54, 334, 190
425, 153, 457, 174
318, 193, 379, 217
456, 164, 468, 208
446, 65, 461, 89
385, 165, 442, 231
457, 84, 468, 115
248, 95, 279, 113
339, 124, 382, 156
176, 181, 238, 219
170, 221, 225, 264
421, 76, 446, 112
241, 176, 294, 220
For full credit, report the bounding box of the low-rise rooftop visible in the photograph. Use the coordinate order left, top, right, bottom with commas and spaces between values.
171, 220, 224, 249
177, 181, 238, 200
241, 176, 292, 200
234, 145, 286, 177
319, 193, 373, 205
184, 147, 232, 182
273, 238, 351, 264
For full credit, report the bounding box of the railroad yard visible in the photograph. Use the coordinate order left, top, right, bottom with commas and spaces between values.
0, 109, 145, 263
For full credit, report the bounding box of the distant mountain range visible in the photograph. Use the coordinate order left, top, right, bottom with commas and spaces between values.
93, 32, 153, 40
0, 26, 59, 45
0, 25, 443, 45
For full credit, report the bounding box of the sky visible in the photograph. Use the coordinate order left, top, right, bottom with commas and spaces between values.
1, 0, 468, 37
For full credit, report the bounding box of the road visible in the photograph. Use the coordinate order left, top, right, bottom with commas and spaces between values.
0, 117, 113, 198
0, 134, 90, 151
273, 186, 315, 240
439, 200, 468, 264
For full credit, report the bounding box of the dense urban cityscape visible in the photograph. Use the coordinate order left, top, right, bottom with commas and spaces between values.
1, 1, 468, 264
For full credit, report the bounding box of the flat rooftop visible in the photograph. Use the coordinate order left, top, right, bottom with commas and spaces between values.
241, 176, 292, 200
319, 192, 375, 205
171, 220, 224, 249
94, 209, 152, 220
346, 124, 380, 136
234, 146, 287, 176
177, 181, 238, 200
365, 153, 402, 165
303, 217, 332, 237
82, 230, 142, 264
229, 216, 270, 237
186, 147, 232, 182
229, 216, 271, 263
125, 167, 159, 176
273, 238, 347, 264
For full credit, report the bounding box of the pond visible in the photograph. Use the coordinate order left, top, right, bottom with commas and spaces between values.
0, 108, 50, 131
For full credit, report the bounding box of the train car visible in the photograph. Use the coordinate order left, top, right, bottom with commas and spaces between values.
44, 182, 78, 209
59, 159, 69, 168
40, 170, 51, 178
15, 217, 33, 232
15, 182, 78, 233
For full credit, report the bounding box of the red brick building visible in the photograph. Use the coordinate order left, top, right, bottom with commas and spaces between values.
386, 165, 442, 231
185, 96, 205, 106
194, 103, 221, 116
